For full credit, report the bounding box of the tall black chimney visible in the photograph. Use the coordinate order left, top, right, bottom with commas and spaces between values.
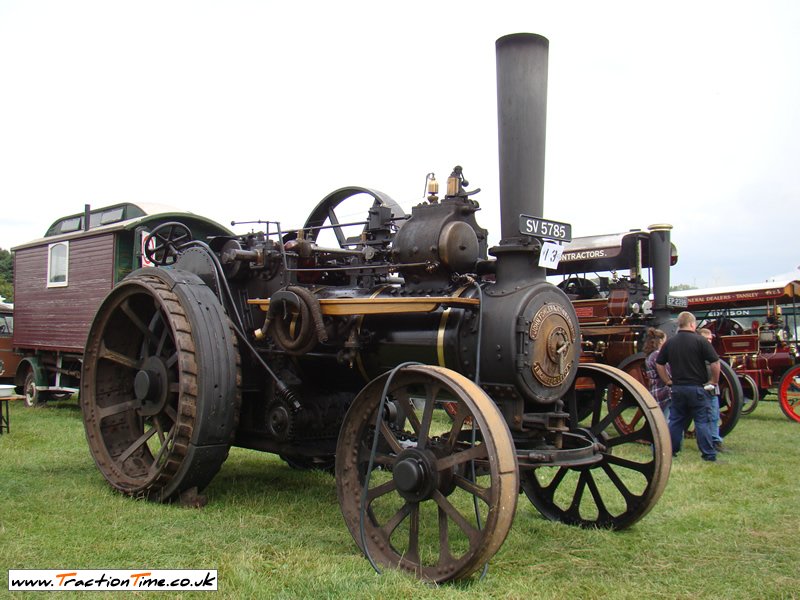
491, 33, 550, 284
648, 223, 673, 314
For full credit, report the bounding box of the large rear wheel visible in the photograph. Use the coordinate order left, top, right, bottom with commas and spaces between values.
81, 268, 241, 501
336, 365, 518, 583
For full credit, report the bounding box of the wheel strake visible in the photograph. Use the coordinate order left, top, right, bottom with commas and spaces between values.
522, 363, 671, 529
335, 365, 518, 583
80, 268, 241, 501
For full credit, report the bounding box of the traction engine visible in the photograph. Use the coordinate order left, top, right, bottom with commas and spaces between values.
80, 34, 671, 582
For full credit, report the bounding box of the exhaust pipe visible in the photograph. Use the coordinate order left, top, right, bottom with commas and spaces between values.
496, 33, 549, 242
648, 223, 673, 313
492, 33, 550, 283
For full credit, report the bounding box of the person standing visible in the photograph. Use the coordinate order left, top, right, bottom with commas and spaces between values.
698, 327, 726, 452
656, 312, 721, 462
643, 328, 671, 421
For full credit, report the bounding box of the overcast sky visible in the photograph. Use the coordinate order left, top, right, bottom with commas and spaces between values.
1, 0, 798, 288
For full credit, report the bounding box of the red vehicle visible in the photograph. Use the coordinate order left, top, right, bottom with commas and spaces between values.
0, 300, 22, 383
10, 202, 231, 405
552, 225, 744, 437
672, 281, 800, 423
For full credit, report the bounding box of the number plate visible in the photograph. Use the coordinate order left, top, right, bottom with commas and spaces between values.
519, 214, 572, 242
666, 295, 689, 308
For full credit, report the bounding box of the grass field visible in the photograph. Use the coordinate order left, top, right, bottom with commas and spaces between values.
1, 395, 797, 599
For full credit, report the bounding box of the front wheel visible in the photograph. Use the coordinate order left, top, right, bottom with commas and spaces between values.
336, 365, 518, 583
738, 373, 760, 416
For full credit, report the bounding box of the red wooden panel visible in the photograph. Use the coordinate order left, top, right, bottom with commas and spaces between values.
719, 334, 758, 355
13, 234, 115, 352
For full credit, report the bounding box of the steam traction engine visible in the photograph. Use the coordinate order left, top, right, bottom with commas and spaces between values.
80, 34, 671, 582
554, 228, 743, 437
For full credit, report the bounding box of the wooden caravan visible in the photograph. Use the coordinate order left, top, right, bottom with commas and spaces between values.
10, 202, 231, 404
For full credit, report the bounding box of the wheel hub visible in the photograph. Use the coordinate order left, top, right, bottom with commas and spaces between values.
393, 449, 438, 502
135, 356, 169, 416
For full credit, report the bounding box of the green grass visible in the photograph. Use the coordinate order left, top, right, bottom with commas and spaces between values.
1, 397, 798, 599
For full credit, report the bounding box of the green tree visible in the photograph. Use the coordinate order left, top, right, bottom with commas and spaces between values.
0, 279, 12, 303
0, 247, 13, 302
669, 283, 696, 292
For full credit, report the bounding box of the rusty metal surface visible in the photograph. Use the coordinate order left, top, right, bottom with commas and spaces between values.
81, 269, 240, 500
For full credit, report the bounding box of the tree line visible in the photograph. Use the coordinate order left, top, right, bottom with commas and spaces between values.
0, 248, 13, 302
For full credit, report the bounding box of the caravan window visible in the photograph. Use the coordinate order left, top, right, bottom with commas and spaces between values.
0, 314, 12, 334
47, 241, 69, 287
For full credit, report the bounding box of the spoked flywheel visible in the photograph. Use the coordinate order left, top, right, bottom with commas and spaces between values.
521, 363, 671, 529
81, 268, 241, 501
336, 365, 518, 583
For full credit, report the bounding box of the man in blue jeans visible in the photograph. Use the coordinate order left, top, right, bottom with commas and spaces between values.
656, 312, 721, 462
698, 327, 726, 452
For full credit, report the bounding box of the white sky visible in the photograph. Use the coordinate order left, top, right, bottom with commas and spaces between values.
1, 0, 799, 287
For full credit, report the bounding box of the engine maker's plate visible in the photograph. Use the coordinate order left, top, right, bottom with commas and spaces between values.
529, 303, 576, 387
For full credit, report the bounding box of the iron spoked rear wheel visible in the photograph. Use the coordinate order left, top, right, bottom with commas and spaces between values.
521, 363, 671, 529
81, 268, 241, 501
777, 364, 800, 423
336, 365, 518, 583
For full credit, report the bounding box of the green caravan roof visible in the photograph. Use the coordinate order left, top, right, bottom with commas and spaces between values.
12, 202, 232, 250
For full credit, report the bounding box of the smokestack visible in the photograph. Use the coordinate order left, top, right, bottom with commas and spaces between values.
648, 224, 673, 312
496, 33, 549, 242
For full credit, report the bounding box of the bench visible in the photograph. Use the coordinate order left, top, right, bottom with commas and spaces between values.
0, 394, 25, 434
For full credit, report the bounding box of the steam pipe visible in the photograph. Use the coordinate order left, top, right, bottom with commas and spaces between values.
496, 33, 549, 242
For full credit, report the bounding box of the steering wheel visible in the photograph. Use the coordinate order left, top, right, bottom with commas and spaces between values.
704, 317, 745, 337
144, 222, 193, 266
558, 277, 600, 300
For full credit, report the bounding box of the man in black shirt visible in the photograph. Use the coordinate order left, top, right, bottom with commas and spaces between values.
656, 311, 721, 461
